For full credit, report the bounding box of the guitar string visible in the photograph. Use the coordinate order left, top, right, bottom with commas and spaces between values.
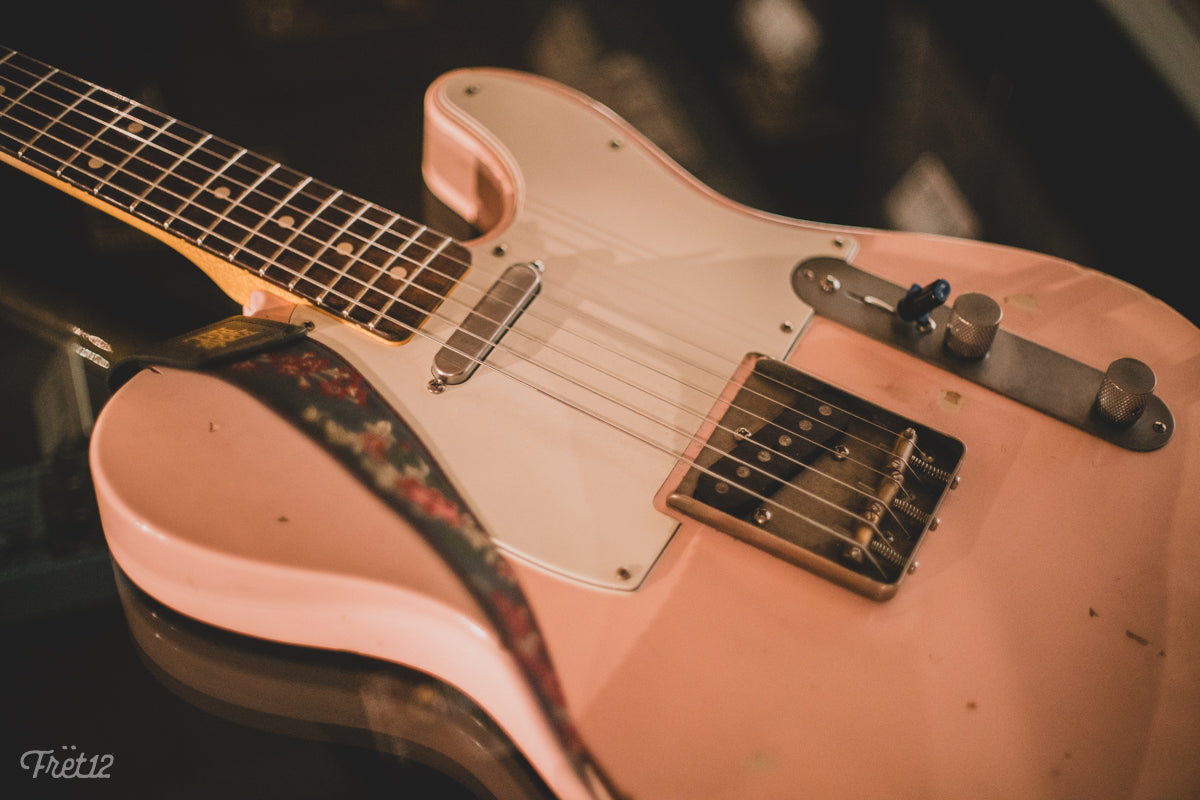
0, 59, 940, 548
0, 60, 939, 533
0, 58, 933, 544
0, 54, 932, 481
0, 61, 912, 569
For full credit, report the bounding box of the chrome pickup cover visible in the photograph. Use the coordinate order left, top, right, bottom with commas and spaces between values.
662, 354, 964, 601
432, 261, 541, 385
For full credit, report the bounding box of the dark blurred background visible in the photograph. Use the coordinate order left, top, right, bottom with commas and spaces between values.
3, 0, 1198, 796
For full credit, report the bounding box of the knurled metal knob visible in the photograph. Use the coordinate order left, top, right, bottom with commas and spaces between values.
944, 293, 1002, 359
1095, 357, 1156, 426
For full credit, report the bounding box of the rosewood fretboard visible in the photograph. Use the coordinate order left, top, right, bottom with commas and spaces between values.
0, 46, 469, 343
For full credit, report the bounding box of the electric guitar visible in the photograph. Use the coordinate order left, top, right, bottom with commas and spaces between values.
3, 45, 1198, 799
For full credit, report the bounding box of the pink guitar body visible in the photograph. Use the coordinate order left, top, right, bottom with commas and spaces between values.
33, 66, 1200, 798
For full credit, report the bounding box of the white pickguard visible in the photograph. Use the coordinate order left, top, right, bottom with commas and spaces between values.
299, 69, 854, 590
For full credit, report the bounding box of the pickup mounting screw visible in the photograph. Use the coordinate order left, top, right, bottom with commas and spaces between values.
753, 507, 772, 525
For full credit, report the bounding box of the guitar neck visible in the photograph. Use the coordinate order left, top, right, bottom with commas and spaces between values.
0, 45, 469, 342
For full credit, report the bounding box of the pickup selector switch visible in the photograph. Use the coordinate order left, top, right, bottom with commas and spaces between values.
1095, 357, 1157, 426
944, 293, 1002, 358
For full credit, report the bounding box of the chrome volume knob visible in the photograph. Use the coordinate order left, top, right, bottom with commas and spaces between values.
944, 293, 1002, 358
1095, 357, 1156, 426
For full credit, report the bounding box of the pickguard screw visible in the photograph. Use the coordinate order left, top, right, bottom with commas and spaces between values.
609, 138, 623, 149
492, 243, 507, 257
427, 378, 446, 394
780, 321, 795, 333
616, 567, 632, 581
464, 84, 481, 96
834, 237, 846, 248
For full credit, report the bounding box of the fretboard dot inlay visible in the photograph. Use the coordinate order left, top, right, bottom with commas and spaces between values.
0, 46, 471, 346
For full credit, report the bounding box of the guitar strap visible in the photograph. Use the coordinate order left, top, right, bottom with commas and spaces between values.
111, 316, 624, 800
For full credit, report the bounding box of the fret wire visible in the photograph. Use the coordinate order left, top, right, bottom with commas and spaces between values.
283, 188, 344, 290
160, 129, 213, 231
124, 118, 213, 222
5, 57, 470, 281
237, 173, 312, 270
372, 235, 451, 330
104, 104, 158, 198
40, 84, 96, 178
11, 67, 59, 156
369, 222, 426, 300
220, 160, 283, 249
2, 72, 650, 388
254, 177, 316, 275
4, 88, 426, 332
2, 56, 477, 337
315, 198, 373, 306
190, 147, 246, 244
336, 208, 406, 312
2, 51, 920, 516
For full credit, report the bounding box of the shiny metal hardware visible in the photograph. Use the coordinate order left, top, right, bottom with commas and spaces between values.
944, 292, 1003, 358
664, 354, 964, 601
432, 261, 542, 385
844, 428, 918, 564
792, 257, 1174, 451
1095, 357, 1156, 426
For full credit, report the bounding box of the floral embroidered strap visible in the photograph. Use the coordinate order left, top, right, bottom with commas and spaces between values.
114, 317, 623, 799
